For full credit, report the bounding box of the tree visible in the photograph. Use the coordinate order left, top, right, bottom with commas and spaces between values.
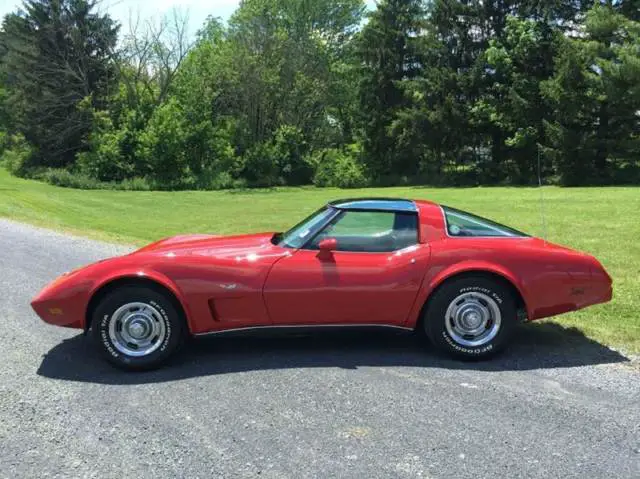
619, 0, 640, 21
225, 0, 364, 149
0, 68, 9, 147
179, 0, 365, 186
478, 16, 557, 183
115, 8, 192, 110
543, 3, 640, 185
75, 9, 195, 183
3, 0, 640, 190
356, 0, 427, 179
0, 0, 118, 170
388, 29, 469, 182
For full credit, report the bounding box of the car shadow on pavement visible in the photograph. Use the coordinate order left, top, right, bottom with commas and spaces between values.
37, 321, 631, 384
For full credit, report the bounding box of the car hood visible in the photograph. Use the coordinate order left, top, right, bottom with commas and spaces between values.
131, 232, 282, 259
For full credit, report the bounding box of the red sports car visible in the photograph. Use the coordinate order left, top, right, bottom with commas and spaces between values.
31, 198, 612, 370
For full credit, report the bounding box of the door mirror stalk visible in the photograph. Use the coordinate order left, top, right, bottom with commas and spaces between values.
317, 238, 337, 259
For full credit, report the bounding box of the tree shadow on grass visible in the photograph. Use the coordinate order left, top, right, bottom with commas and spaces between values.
37, 321, 630, 385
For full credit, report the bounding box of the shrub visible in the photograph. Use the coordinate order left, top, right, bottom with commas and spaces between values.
35, 168, 151, 190
242, 141, 284, 187
312, 146, 369, 188
36, 168, 103, 189
118, 176, 152, 191
190, 119, 243, 189
134, 99, 193, 189
242, 141, 283, 187
77, 94, 153, 182
208, 171, 248, 190
137, 100, 242, 190
0, 133, 35, 176
0, 131, 6, 155
76, 125, 135, 182
612, 162, 640, 185
242, 125, 313, 187
273, 125, 312, 185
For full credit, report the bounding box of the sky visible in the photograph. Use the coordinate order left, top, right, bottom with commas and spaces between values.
1, 1, 377, 38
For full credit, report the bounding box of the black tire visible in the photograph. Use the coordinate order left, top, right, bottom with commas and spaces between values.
90, 286, 185, 371
423, 276, 517, 360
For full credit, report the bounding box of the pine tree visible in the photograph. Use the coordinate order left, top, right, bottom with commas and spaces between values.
543, 3, 640, 184
478, 17, 557, 183
619, 0, 640, 21
356, 0, 427, 179
0, 0, 118, 169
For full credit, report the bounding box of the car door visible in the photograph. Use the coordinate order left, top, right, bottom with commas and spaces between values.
262, 209, 430, 326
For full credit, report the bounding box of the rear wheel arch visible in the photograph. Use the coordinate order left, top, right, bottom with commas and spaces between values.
85, 277, 190, 333
417, 270, 527, 330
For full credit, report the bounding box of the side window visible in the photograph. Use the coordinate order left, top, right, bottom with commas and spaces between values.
443, 206, 528, 237
330, 211, 394, 237
308, 211, 418, 252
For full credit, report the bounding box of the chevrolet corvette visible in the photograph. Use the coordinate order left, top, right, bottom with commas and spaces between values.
31, 198, 612, 370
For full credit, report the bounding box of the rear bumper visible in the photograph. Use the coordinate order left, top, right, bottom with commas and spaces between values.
530, 272, 612, 321
575, 282, 613, 310
579, 262, 613, 308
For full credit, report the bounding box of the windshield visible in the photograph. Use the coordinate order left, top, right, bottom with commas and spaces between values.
443, 206, 529, 238
278, 207, 336, 248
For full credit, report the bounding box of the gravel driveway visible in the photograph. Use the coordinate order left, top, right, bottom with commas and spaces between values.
0, 218, 638, 478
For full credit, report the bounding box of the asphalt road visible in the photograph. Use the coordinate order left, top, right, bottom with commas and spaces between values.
0, 218, 639, 478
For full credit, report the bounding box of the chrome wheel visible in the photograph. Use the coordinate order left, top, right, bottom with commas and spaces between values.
445, 292, 501, 347
108, 302, 166, 357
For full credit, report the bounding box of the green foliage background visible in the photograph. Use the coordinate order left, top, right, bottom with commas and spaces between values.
2, 0, 640, 189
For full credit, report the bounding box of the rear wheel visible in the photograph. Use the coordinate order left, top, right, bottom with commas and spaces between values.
90, 286, 185, 370
423, 276, 517, 360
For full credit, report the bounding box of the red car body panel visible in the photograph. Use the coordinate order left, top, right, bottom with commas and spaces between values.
31, 200, 613, 335
263, 244, 431, 326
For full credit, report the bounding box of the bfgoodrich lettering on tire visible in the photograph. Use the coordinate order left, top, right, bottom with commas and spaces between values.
91, 285, 185, 370
423, 276, 517, 360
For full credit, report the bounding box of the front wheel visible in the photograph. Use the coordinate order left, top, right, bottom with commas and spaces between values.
90, 286, 185, 370
423, 276, 517, 360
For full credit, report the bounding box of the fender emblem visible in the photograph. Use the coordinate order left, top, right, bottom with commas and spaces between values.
220, 283, 238, 290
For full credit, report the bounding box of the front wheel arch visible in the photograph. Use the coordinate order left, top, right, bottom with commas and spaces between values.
85, 277, 189, 334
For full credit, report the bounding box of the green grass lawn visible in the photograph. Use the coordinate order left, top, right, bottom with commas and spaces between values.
1, 168, 638, 354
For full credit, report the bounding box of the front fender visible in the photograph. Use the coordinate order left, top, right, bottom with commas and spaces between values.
88, 268, 195, 333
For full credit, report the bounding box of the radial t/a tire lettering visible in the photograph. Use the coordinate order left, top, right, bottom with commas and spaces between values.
90, 286, 185, 371
423, 276, 517, 360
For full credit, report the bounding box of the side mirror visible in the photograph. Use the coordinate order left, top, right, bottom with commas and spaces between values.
317, 237, 337, 259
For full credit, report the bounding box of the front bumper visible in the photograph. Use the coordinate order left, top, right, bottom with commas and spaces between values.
30, 273, 89, 329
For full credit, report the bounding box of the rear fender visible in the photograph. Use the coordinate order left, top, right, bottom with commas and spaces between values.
406, 260, 530, 327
